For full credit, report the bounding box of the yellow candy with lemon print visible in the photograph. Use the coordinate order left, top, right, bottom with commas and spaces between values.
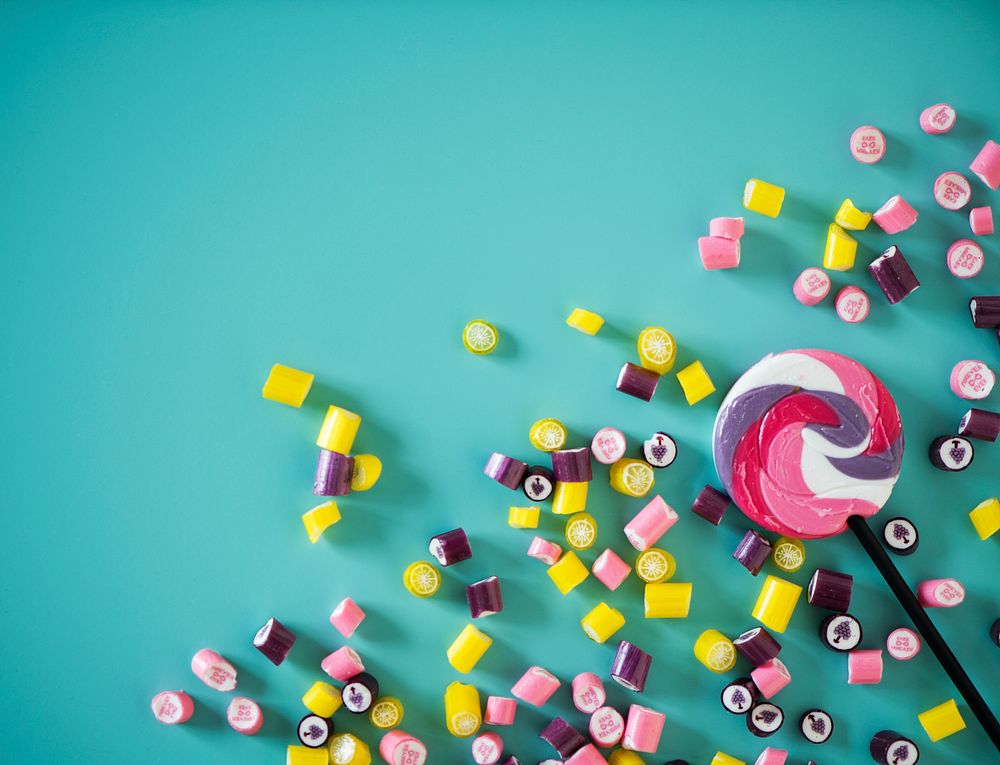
609, 459, 654, 498
529, 418, 567, 451
694, 629, 737, 673
635, 548, 675, 583
402, 560, 440, 598
564, 512, 597, 550
771, 536, 805, 572
369, 696, 404, 729
637, 326, 676, 374
444, 681, 481, 738
463, 320, 499, 355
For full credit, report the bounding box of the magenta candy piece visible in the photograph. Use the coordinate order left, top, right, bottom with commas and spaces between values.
870, 730, 919, 765
252, 618, 296, 666
610, 640, 651, 692
466, 575, 504, 618
616, 362, 659, 402
539, 717, 587, 759
807, 568, 853, 612
691, 485, 730, 525
733, 627, 782, 667
733, 530, 773, 575
868, 246, 920, 304
958, 407, 1000, 442
429, 528, 472, 566
484, 452, 528, 489
970, 296, 1000, 328
551, 447, 592, 482
313, 449, 354, 496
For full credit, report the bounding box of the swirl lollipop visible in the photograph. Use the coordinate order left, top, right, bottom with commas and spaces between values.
714, 349, 1000, 751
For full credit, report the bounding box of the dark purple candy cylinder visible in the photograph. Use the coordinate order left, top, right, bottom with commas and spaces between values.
928, 435, 974, 471
484, 452, 528, 489
970, 296, 1000, 328
313, 449, 354, 496
959, 407, 1000, 442
733, 530, 773, 575
733, 627, 781, 667
466, 576, 503, 618
692, 485, 730, 525
616, 362, 660, 402
868, 245, 920, 304
429, 528, 472, 566
610, 640, 651, 692
522, 465, 555, 500
253, 617, 297, 666
990, 618, 1000, 648
551, 447, 592, 482
807, 568, 853, 611
539, 716, 587, 759
499, 757, 523, 765
869, 730, 918, 765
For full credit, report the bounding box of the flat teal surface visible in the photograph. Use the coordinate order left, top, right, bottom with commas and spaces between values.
1, 2, 998, 763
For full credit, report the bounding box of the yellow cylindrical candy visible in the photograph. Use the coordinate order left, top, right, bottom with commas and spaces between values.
694, 629, 737, 673
918, 698, 966, 742
547, 550, 589, 594
508, 506, 541, 529
552, 481, 588, 515
644, 582, 692, 618
608, 750, 645, 765
316, 405, 362, 454
444, 681, 482, 738
676, 361, 715, 405
302, 680, 343, 717
637, 326, 676, 374
743, 178, 785, 218
636, 548, 676, 583
369, 696, 404, 729
969, 497, 1000, 540
752, 575, 803, 633
302, 501, 341, 543
328, 733, 371, 765
581, 602, 625, 643
402, 560, 441, 597
834, 198, 872, 231
566, 308, 605, 335
262, 364, 314, 407
711, 753, 746, 765
565, 512, 597, 550
609, 459, 655, 497
350, 455, 382, 492
447, 624, 493, 674
287, 745, 331, 765
529, 418, 567, 451
823, 223, 858, 271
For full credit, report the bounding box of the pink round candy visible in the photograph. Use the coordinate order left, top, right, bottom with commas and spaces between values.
793, 267, 831, 306
950, 359, 995, 400
379, 730, 428, 765
709, 216, 745, 240
484, 695, 517, 725
589, 706, 624, 748
227, 696, 263, 735
970, 206, 994, 236
572, 672, 606, 713
918, 578, 965, 608
471, 732, 503, 764
191, 648, 237, 691
934, 171, 972, 210
591, 427, 626, 464
920, 103, 956, 134
835, 286, 869, 324
850, 125, 886, 164
151, 690, 194, 725
886, 627, 921, 661
946, 239, 984, 278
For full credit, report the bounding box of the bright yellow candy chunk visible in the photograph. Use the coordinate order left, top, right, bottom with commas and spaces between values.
287, 745, 332, 765
403, 560, 440, 598
969, 497, 1000, 540
743, 178, 785, 217
547, 550, 589, 594
771, 536, 805, 572
508, 506, 541, 529
302, 681, 343, 717
609, 459, 654, 497
694, 629, 737, 673
636, 548, 676, 583
328, 733, 371, 765
350, 455, 382, 492
711, 753, 746, 765
580, 602, 625, 643
552, 481, 588, 515
369, 696, 404, 729
918, 698, 966, 742
608, 750, 645, 765
566, 308, 605, 335
463, 319, 499, 355
823, 223, 858, 271
529, 418, 567, 451
676, 360, 715, 405
316, 405, 362, 455
835, 198, 872, 231
447, 624, 493, 674
644, 582, 692, 618
565, 512, 597, 550
444, 681, 482, 738
752, 575, 802, 633
262, 364, 314, 408
302, 501, 341, 543
637, 326, 676, 374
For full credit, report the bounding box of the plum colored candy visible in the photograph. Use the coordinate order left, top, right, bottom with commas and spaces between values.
313, 449, 354, 496
820, 613, 862, 652
522, 466, 555, 501
747, 702, 784, 737
882, 517, 918, 555
540, 717, 587, 758
484, 452, 528, 489
691, 485, 729, 525
733, 627, 781, 667
721, 677, 758, 714
958, 408, 1000, 442
969, 295, 1000, 328
733, 530, 772, 575
868, 246, 919, 304
297, 714, 331, 747
342, 672, 379, 714
869, 730, 919, 765
253, 617, 296, 666
929, 435, 974, 471
799, 709, 833, 744
616, 362, 659, 402
610, 641, 651, 692
807, 568, 853, 611
551, 447, 592, 483
466, 576, 504, 618
641, 432, 677, 468
429, 528, 473, 566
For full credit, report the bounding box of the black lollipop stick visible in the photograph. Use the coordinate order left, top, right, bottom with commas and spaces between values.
848, 514, 1000, 751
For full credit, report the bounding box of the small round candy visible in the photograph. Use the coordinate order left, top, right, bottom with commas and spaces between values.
635, 548, 675, 583
369, 696, 404, 729
227, 697, 263, 735
771, 536, 805, 572
747, 702, 784, 737
946, 239, 985, 279
950, 359, 995, 400
850, 126, 886, 164
969, 206, 994, 236
472, 732, 503, 764
522, 466, 554, 502
463, 319, 499, 355
151, 690, 195, 725
641, 432, 677, 468
934, 171, 972, 210
793, 267, 831, 306
886, 627, 921, 661
565, 512, 597, 550
882, 517, 918, 555
342, 672, 379, 714
403, 560, 441, 597
297, 713, 331, 747
529, 418, 567, 451
589, 705, 625, 748
592, 427, 627, 464
721, 677, 757, 714
820, 613, 862, 652
920, 103, 957, 134
799, 709, 833, 744
928, 435, 974, 472
835, 286, 870, 324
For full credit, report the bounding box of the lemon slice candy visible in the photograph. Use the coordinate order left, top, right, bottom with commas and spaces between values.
638, 326, 676, 374
403, 560, 441, 597
694, 629, 737, 673
610, 458, 655, 497
565, 512, 597, 550
636, 548, 675, 583
772, 537, 805, 572
463, 320, 499, 355
529, 418, 567, 451
369, 696, 403, 729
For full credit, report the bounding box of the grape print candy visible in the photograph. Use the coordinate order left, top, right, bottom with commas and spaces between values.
799, 709, 833, 744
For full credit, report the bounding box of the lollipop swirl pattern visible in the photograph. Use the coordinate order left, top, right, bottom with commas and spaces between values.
713, 350, 904, 539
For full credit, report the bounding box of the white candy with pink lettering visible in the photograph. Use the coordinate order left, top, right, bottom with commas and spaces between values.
950, 359, 995, 400
471, 732, 503, 765
920, 103, 956, 134
850, 125, 886, 164
793, 268, 831, 306
591, 427, 627, 465
918, 578, 965, 608
191, 648, 237, 692
227, 696, 263, 735
946, 239, 984, 279
151, 690, 194, 724
886, 627, 921, 661
934, 171, 972, 210
589, 705, 624, 748
835, 286, 869, 324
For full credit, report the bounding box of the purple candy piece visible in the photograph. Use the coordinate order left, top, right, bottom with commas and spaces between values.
484, 452, 528, 489
868, 245, 920, 304
610, 640, 651, 692
341, 671, 379, 714
958, 407, 1000, 442
747, 702, 784, 737
733, 627, 782, 667
732, 529, 773, 575
928, 435, 974, 471
466, 576, 504, 618
522, 465, 555, 501
253, 617, 297, 666
551, 447, 592, 483
970, 296, 1000, 328
539, 716, 587, 759
313, 449, 355, 496
870, 730, 919, 765
692, 485, 730, 525
807, 568, 853, 612
428, 528, 472, 566
616, 362, 660, 402
721, 676, 759, 714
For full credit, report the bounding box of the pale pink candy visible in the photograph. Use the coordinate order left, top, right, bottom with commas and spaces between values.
934, 171, 972, 210
970, 139, 1000, 189
511, 666, 560, 706
227, 696, 263, 735
588, 706, 624, 748
321, 646, 364, 681
886, 627, 921, 661
793, 267, 831, 306
835, 286, 869, 324
151, 690, 194, 724
484, 696, 517, 725
565, 743, 609, 765
527, 536, 563, 565
872, 195, 918, 234
698, 236, 741, 270
847, 649, 883, 684
917, 578, 965, 608
624, 495, 679, 551
850, 125, 886, 164
591, 548, 631, 591
621, 703, 665, 753
946, 239, 985, 278
591, 427, 627, 465
379, 729, 428, 765
920, 103, 956, 134
191, 648, 237, 692
709, 216, 745, 240
571, 672, 606, 714
329, 597, 366, 638
753, 747, 789, 765
471, 732, 504, 764
950, 360, 995, 400
970, 206, 994, 235
750, 658, 791, 699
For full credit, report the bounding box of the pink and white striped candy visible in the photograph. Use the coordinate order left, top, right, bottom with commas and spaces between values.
971, 139, 1000, 190
484, 696, 517, 725
572, 672, 606, 714
873, 195, 918, 234
946, 239, 985, 279
753, 747, 789, 765
151, 690, 194, 724
835, 286, 870, 324
793, 268, 831, 306
511, 666, 560, 707
847, 649, 883, 684
471, 732, 504, 764
321, 646, 364, 682
589, 706, 624, 748
709, 217, 745, 240
934, 171, 972, 210
970, 206, 994, 236
698, 236, 741, 270
886, 627, 921, 661
918, 578, 965, 608
191, 648, 237, 692
622, 703, 665, 753
920, 103, 956, 134
750, 658, 791, 698
527, 536, 563, 565
330, 597, 366, 638
591, 548, 631, 591
624, 495, 679, 551
591, 427, 627, 465
850, 126, 886, 164
227, 696, 263, 735
950, 360, 995, 400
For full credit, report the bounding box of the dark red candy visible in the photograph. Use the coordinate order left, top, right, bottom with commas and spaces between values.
969, 296, 1000, 328
958, 407, 1000, 442
610, 640, 652, 692
868, 245, 920, 304
466, 576, 504, 618
869, 729, 919, 765
484, 452, 528, 489
747, 702, 784, 737
691, 485, 730, 525
342, 672, 379, 714
733, 627, 781, 667
429, 528, 472, 566
522, 465, 555, 501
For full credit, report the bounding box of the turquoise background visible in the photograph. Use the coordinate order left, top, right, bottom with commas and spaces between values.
1, 2, 998, 763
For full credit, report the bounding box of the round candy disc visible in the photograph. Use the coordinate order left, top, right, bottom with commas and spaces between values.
820, 613, 862, 652
946, 239, 985, 279
747, 702, 784, 736
297, 714, 331, 747
713, 350, 904, 539
850, 126, 886, 163
934, 171, 972, 210
800, 709, 833, 744
882, 517, 918, 555
886, 627, 921, 661
929, 435, 973, 471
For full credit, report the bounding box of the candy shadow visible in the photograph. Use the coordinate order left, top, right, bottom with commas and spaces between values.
731, 226, 797, 280
353, 608, 399, 646
230, 663, 268, 698
877, 133, 912, 173
257, 705, 292, 739
489, 325, 518, 360
949, 111, 989, 143
776, 194, 831, 226
284, 626, 331, 672
185, 694, 225, 731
